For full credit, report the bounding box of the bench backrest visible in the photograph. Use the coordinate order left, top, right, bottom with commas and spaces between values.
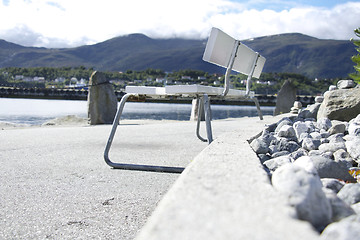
203, 27, 265, 78
203, 28, 265, 97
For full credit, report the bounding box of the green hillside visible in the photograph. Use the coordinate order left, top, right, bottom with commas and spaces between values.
0, 33, 356, 78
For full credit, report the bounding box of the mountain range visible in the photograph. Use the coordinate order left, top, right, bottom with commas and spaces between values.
0, 33, 357, 79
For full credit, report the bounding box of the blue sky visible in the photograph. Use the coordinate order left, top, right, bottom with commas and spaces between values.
0, 0, 360, 48
233, 0, 352, 10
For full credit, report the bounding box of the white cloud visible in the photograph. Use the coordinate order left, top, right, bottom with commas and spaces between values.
0, 0, 359, 48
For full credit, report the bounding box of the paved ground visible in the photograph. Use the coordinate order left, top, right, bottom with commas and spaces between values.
136, 114, 320, 240
0, 118, 257, 239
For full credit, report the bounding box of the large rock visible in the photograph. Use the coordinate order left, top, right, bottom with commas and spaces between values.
250, 138, 269, 154
293, 121, 309, 140
321, 178, 345, 193
263, 155, 291, 171
317, 86, 360, 121
274, 80, 297, 116
274, 138, 300, 153
318, 142, 346, 153
320, 215, 360, 240
328, 121, 346, 135
87, 71, 118, 125
322, 188, 355, 222
348, 114, 360, 136
311, 156, 355, 182
337, 79, 355, 89
277, 125, 296, 139
337, 183, 360, 205
298, 103, 321, 119
345, 137, 360, 164
272, 164, 332, 231
316, 117, 332, 131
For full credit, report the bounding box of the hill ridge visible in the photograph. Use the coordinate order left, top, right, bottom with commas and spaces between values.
0, 33, 356, 78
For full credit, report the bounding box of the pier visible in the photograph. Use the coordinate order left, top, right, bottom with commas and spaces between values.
0, 86, 316, 106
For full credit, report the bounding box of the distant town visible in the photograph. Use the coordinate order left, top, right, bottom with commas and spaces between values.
0, 67, 339, 101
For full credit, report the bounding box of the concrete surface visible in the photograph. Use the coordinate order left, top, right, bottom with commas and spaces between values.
0, 118, 254, 239
135, 114, 321, 240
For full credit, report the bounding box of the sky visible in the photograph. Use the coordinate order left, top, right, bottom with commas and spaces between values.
0, 0, 360, 48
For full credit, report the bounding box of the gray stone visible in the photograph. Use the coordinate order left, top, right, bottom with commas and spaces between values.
345, 138, 360, 164
320, 138, 329, 145
305, 120, 317, 133
264, 122, 277, 132
298, 103, 321, 119
260, 129, 276, 145
348, 115, 360, 136
293, 121, 309, 141
289, 148, 308, 161
328, 133, 345, 143
309, 150, 325, 156
290, 101, 302, 114
315, 96, 324, 103
328, 122, 346, 135
317, 87, 360, 121
320, 131, 330, 139
298, 132, 310, 144
333, 149, 350, 161
320, 215, 360, 240
250, 138, 269, 154
351, 202, 360, 214
337, 183, 360, 205
190, 98, 205, 121
257, 154, 270, 164
294, 156, 317, 175
263, 155, 291, 171
311, 156, 355, 182
321, 178, 345, 193
350, 113, 360, 123
317, 118, 332, 131
293, 101, 302, 109
274, 117, 293, 133
329, 85, 337, 91
87, 71, 118, 125
310, 131, 322, 140
277, 125, 296, 139
333, 149, 354, 168
322, 151, 336, 160
337, 79, 355, 89
276, 138, 300, 153
302, 137, 321, 151
271, 150, 290, 158
272, 164, 332, 231
348, 123, 360, 136
268, 145, 278, 155
274, 80, 297, 115
323, 187, 355, 222
318, 142, 346, 153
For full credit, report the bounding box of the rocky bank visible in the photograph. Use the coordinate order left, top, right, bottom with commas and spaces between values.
250, 80, 360, 238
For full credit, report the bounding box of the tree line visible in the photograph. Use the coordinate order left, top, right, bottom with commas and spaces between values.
0, 66, 342, 95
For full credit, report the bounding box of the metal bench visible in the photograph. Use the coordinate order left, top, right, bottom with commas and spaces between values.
104, 27, 266, 173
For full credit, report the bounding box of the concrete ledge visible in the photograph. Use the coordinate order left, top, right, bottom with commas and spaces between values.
136, 116, 320, 240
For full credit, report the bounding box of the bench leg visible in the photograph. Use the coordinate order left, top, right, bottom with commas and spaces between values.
195, 95, 213, 144
204, 94, 213, 143
104, 93, 184, 173
253, 97, 263, 120
196, 97, 208, 142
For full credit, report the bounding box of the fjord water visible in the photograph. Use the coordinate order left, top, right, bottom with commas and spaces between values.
0, 98, 275, 125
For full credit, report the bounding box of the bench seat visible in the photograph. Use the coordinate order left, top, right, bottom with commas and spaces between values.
125, 85, 254, 99
165, 85, 254, 99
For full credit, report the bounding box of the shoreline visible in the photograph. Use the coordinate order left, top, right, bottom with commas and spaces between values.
0, 114, 267, 130
0, 94, 277, 106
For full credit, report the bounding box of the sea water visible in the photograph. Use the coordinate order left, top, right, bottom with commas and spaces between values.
0, 98, 275, 125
